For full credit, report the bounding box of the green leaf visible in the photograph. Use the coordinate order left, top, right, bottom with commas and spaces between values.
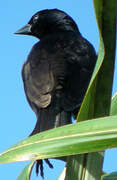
0, 116, 117, 164
63, 92, 117, 180
65, 155, 85, 180
16, 162, 35, 180
77, 0, 116, 121
66, 0, 116, 179
101, 172, 117, 180
65, 152, 104, 180
110, 93, 117, 115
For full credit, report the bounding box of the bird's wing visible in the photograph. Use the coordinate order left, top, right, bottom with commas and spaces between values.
22, 58, 54, 112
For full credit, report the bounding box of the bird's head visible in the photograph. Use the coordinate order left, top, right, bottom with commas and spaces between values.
15, 9, 80, 39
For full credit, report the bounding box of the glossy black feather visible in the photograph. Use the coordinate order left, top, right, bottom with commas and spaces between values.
22, 30, 96, 133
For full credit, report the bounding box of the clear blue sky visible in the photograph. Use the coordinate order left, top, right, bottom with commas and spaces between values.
0, 0, 117, 179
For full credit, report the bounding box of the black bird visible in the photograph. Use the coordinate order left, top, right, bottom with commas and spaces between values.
15, 9, 97, 178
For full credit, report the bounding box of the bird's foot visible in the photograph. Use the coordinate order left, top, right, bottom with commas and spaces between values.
36, 159, 53, 179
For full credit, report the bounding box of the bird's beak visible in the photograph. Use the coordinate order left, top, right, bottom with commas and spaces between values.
14, 24, 32, 35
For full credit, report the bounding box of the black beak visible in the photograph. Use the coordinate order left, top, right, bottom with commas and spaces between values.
14, 24, 31, 35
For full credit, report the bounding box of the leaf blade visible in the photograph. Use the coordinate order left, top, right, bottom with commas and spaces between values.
110, 93, 117, 116
0, 116, 117, 164
101, 171, 117, 180
16, 162, 35, 180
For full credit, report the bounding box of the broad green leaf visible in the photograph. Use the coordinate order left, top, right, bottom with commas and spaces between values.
110, 93, 117, 115
63, 92, 117, 180
66, 0, 116, 179
101, 172, 117, 180
17, 162, 35, 180
77, 0, 116, 120
0, 116, 117, 164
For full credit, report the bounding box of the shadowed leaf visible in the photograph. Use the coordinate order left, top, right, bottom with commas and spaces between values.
101, 171, 117, 180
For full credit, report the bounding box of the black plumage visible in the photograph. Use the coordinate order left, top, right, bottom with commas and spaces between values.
15, 8, 97, 178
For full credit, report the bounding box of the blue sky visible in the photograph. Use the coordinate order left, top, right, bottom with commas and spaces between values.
0, 0, 117, 179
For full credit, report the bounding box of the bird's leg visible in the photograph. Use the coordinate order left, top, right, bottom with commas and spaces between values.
36, 160, 44, 178
45, 159, 53, 169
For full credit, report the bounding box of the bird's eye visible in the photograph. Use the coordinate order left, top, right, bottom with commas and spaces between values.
33, 15, 39, 23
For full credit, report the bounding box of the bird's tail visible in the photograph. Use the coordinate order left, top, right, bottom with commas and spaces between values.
30, 108, 71, 136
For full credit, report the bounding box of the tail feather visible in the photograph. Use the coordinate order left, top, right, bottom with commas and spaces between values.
30, 108, 71, 136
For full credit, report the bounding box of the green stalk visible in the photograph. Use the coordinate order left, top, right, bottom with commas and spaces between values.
65, 152, 104, 180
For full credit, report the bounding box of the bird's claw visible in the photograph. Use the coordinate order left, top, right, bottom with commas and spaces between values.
36, 159, 53, 179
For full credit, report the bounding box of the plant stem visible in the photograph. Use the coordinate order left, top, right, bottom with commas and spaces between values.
65, 152, 104, 180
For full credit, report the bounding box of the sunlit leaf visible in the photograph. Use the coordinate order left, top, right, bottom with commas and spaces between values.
0, 116, 117, 164
110, 92, 117, 115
